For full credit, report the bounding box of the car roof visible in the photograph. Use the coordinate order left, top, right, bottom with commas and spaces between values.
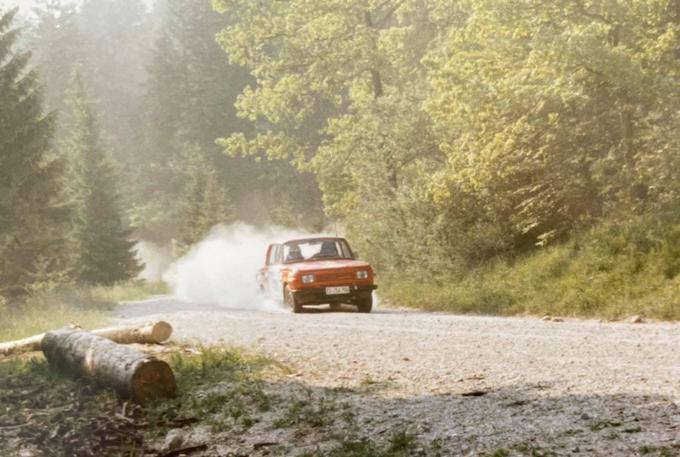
282, 236, 348, 245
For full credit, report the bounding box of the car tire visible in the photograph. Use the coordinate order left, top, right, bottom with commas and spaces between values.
356, 294, 372, 313
284, 285, 303, 314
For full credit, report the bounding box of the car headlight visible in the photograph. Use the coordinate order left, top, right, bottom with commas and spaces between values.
356, 270, 369, 280
301, 274, 315, 284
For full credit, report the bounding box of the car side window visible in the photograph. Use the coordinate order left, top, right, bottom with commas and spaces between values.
267, 244, 281, 265
338, 240, 353, 259
274, 244, 282, 264
266, 246, 274, 266
340, 241, 348, 258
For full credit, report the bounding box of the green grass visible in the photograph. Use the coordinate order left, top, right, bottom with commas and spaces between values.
2, 345, 444, 457
148, 346, 276, 432
0, 280, 170, 342
1, 346, 277, 456
0, 294, 109, 342
87, 280, 169, 304
273, 390, 338, 428
168, 345, 274, 388
301, 431, 420, 457
0, 354, 144, 456
381, 218, 680, 320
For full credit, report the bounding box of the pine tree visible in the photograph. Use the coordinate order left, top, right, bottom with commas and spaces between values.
176, 146, 233, 254
61, 72, 141, 285
29, 0, 84, 116
134, 0, 251, 244
0, 8, 70, 300
77, 0, 151, 159
139, 0, 323, 233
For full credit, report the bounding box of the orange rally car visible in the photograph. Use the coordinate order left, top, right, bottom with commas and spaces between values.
257, 237, 377, 313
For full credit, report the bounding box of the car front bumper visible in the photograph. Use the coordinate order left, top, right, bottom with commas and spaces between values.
292, 284, 377, 305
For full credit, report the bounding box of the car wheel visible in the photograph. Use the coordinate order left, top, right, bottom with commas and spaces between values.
284, 285, 303, 314
356, 294, 372, 313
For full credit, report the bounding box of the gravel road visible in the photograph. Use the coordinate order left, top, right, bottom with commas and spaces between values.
118, 297, 680, 456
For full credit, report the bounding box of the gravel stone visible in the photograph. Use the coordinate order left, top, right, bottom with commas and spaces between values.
118, 297, 680, 455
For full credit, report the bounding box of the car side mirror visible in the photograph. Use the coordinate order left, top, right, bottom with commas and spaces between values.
353, 251, 360, 260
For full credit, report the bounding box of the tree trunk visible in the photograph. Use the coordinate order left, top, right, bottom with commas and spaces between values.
364, 11, 384, 99
0, 321, 173, 356
41, 327, 176, 403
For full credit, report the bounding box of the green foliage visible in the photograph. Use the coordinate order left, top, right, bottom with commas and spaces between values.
77, 0, 153, 179
175, 146, 234, 253
8, 0, 680, 316
29, 0, 84, 116
60, 73, 142, 285
0, 8, 70, 301
382, 216, 680, 320
134, 0, 230, 242
217, 0, 680, 317
425, 0, 680, 247
136, 0, 323, 241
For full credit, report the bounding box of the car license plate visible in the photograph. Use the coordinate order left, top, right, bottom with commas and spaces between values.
326, 286, 350, 295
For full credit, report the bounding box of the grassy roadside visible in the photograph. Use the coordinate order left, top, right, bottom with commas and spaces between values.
0, 280, 169, 342
0, 346, 436, 457
380, 219, 680, 321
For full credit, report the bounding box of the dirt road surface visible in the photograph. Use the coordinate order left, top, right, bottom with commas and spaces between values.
119, 297, 680, 456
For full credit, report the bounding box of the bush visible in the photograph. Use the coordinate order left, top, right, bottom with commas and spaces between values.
381, 216, 680, 320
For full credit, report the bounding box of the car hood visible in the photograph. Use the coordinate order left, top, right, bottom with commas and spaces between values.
288, 259, 371, 272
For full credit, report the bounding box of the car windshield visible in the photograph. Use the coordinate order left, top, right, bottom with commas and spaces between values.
283, 239, 353, 263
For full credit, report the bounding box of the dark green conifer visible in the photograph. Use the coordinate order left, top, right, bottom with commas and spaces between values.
175, 146, 234, 254
0, 8, 69, 300
61, 72, 142, 284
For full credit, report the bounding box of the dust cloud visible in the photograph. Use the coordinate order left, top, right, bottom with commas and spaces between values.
136, 241, 173, 282
162, 223, 316, 311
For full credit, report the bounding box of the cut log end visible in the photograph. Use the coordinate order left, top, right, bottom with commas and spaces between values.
131, 359, 177, 403
149, 321, 173, 344
92, 320, 174, 345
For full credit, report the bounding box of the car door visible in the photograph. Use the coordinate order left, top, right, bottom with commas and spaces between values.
264, 244, 283, 298
257, 245, 273, 292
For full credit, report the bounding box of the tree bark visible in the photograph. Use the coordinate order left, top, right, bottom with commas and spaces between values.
41, 327, 176, 403
0, 321, 173, 356
364, 11, 384, 99
92, 321, 173, 345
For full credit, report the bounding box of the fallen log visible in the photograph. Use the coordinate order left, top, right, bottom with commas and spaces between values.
0, 325, 77, 357
42, 327, 176, 403
0, 321, 173, 356
92, 321, 173, 345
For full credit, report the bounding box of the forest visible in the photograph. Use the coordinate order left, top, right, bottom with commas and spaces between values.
2, 0, 680, 319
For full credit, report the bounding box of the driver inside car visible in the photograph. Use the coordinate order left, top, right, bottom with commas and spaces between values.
316, 240, 338, 258
286, 244, 303, 261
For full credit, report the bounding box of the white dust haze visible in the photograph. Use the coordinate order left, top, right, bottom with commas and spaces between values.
136, 241, 173, 282
135, 222, 381, 312
161, 223, 316, 311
